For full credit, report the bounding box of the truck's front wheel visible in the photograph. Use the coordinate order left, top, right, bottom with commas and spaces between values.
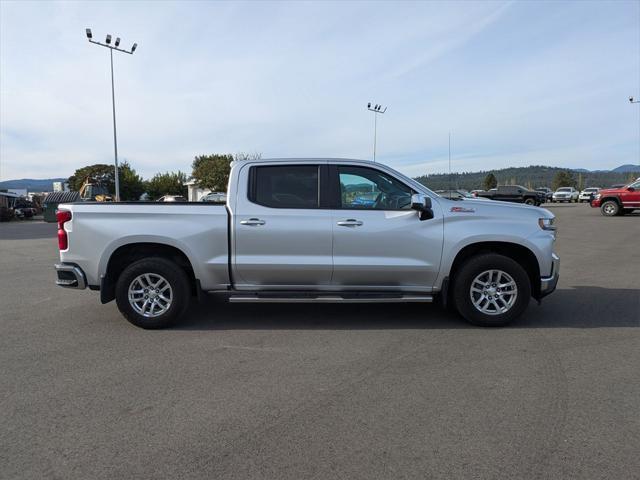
115, 257, 191, 329
452, 254, 531, 327
601, 200, 619, 216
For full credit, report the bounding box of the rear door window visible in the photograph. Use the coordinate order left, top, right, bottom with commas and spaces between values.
250, 165, 320, 209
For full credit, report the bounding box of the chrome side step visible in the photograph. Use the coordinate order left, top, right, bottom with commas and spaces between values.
228, 295, 433, 304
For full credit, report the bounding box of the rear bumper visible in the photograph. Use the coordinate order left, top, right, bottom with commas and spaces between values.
54, 263, 87, 289
539, 253, 560, 298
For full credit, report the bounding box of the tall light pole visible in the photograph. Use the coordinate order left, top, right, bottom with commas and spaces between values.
86, 28, 138, 201
367, 102, 387, 162
631, 97, 640, 166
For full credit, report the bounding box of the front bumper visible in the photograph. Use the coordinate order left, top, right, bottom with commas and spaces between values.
54, 263, 87, 289
590, 198, 601, 208
540, 253, 560, 298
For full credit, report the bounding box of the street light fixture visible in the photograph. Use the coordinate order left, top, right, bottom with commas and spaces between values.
85, 28, 138, 201
367, 102, 387, 162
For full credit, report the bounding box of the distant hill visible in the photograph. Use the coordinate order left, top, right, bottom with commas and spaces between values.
611, 164, 640, 173
0, 178, 66, 192
415, 165, 640, 191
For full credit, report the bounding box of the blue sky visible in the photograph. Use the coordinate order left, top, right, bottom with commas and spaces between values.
1, 0, 639, 180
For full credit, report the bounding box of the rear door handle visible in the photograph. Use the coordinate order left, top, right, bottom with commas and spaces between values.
337, 219, 363, 227
240, 218, 266, 226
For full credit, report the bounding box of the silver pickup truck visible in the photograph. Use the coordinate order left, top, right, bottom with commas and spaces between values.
54, 158, 559, 329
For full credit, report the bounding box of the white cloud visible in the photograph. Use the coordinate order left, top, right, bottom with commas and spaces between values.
1, 0, 638, 180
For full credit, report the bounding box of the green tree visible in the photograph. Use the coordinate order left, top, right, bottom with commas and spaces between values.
192, 154, 234, 192
191, 152, 261, 192
68, 162, 146, 200
483, 173, 497, 190
552, 170, 576, 191
68, 164, 115, 192
146, 171, 187, 200
119, 162, 145, 201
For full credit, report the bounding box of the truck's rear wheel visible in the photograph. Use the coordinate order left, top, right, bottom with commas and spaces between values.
452, 254, 531, 327
524, 198, 535, 206
115, 257, 190, 329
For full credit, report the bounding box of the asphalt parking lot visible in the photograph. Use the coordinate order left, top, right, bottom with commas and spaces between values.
1, 203, 638, 479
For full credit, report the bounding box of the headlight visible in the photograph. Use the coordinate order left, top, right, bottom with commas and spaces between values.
595, 193, 601, 199
538, 217, 556, 231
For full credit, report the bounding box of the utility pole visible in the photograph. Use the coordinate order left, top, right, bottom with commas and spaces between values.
367, 102, 387, 162
86, 28, 138, 201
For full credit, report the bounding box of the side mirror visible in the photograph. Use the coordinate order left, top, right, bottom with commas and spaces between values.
628, 187, 635, 192
411, 194, 434, 220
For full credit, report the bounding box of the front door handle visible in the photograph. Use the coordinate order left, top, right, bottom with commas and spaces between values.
337, 219, 363, 227
240, 218, 266, 226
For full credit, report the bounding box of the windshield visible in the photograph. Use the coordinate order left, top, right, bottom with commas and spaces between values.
558, 188, 571, 192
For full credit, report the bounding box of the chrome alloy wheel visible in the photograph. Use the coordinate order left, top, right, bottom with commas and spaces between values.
469, 269, 518, 316
603, 202, 617, 215
128, 273, 173, 318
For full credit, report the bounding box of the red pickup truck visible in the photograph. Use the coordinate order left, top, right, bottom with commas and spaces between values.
591, 179, 640, 216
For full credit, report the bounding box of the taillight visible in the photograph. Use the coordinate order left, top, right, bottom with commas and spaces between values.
56, 210, 72, 250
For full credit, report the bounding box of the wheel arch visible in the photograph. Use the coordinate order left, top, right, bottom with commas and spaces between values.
600, 196, 621, 205
101, 242, 197, 304
448, 241, 541, 302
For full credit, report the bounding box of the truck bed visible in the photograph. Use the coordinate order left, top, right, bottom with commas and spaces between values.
58, 202, 230, 291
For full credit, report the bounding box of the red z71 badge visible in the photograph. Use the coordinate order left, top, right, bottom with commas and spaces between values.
450, 206, 475, 213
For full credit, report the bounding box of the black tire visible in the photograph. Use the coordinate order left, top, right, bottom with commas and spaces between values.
601, 200, 619, 217
524, 198, 535, 206
452, 253, 531, 327
115, 257, 191, 329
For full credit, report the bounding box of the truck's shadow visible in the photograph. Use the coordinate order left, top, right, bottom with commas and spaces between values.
176, 286, 639, 330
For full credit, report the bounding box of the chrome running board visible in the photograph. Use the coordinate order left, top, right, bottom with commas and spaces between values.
228, 295, 433, 304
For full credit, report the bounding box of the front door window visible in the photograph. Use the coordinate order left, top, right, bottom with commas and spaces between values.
337, 166, 413, 210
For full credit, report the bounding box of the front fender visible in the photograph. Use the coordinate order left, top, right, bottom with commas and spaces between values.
434, 212, 552, 289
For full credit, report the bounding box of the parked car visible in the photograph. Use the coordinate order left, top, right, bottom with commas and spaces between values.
157, 195, 187, 202
552, 187, 579, 203
200, 192, 227, 203
14, 207, 35, 218
591, 179, 640, 216
54, 158, 559, 329
470, 189, 484, 197
535, 187, 553, 202
434, 189, 475, 200
579, 187, 600, 203
476, 185, 545, 206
